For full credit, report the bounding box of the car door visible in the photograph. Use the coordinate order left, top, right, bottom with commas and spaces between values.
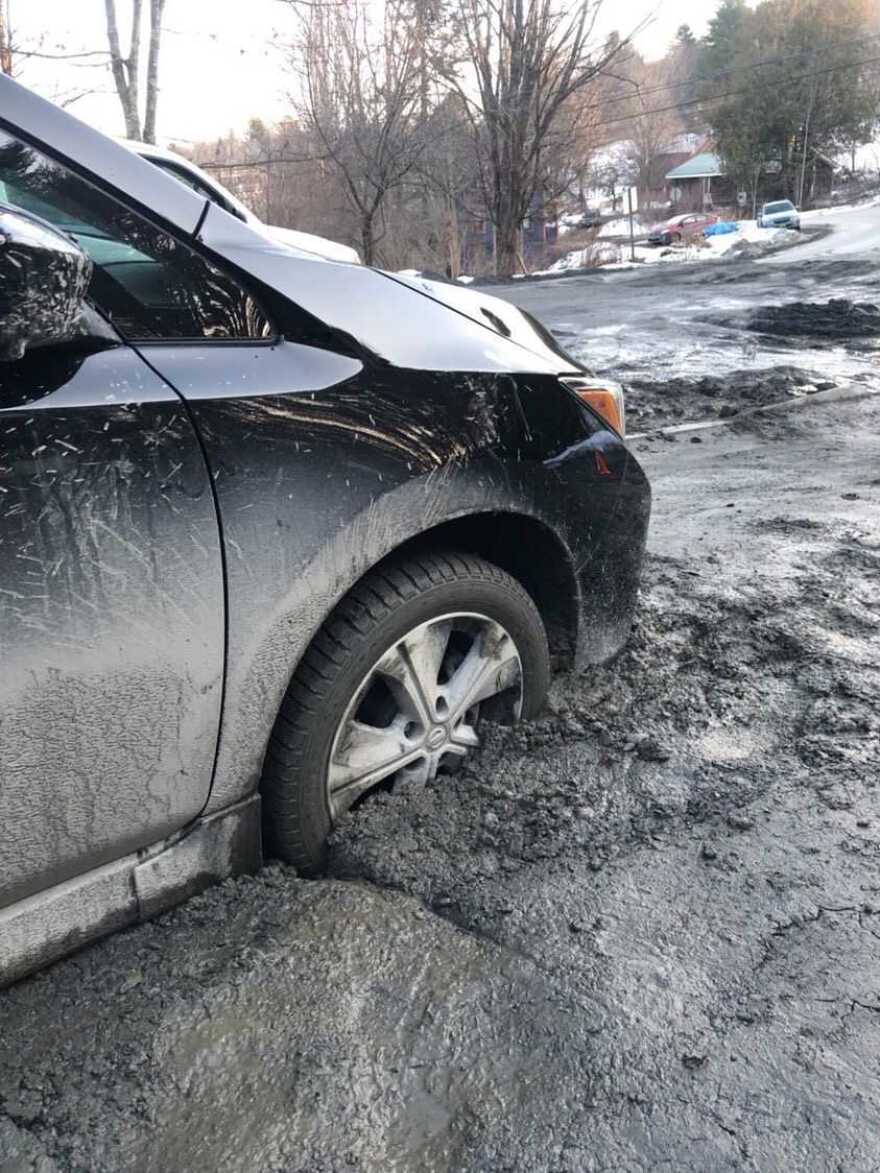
0, 129, 228, 909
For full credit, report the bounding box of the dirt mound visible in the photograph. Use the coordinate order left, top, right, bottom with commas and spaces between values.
623, 366, 831, 429
747, 298, 880, 339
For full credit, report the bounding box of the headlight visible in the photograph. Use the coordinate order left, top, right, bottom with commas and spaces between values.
560, 376, 626, 437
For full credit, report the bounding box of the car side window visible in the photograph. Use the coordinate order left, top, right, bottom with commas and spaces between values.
0, 128, 271, 342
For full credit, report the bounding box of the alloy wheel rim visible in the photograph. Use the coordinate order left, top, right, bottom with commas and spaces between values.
326, 611, 523, 819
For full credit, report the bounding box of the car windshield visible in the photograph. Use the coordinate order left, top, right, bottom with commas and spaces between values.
765, 201, 795, 214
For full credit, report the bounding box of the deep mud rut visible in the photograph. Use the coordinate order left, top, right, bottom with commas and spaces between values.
1, 389, 878, 1172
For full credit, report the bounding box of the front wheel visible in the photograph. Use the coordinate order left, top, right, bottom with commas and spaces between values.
261, 550, 551, 875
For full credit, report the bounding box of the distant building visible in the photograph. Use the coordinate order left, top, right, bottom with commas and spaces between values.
666, 147, 837, 211
639, 150, 691, 207
665, 151, 735, 210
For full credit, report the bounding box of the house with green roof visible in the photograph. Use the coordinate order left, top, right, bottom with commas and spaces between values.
664, 151, 736, 211
665, 147, 836, 212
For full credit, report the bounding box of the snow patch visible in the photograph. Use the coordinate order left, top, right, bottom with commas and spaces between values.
537, 219, 802, 274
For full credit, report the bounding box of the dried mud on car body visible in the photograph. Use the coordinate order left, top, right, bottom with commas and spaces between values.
1, 396, 879, 1172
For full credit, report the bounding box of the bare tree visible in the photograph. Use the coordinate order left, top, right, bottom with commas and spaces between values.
0, 0, 12, 75
143, 0, 167, 143
623, 58, 684, 203
395, 92, 482, 274
289, 0, 427, 265
104, 0, 166, 141
435, 0, 631, 275
0, 6, 108, 107
193, 120, 360, 253
545, 86, 604, 215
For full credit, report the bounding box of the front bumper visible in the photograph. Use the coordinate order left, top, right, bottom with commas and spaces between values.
534, 433, 651, 668
573, 448, 651, 666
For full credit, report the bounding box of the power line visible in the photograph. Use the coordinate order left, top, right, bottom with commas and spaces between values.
201, 153, 324, 170
190, 50, 880, 169
167, 25, 880, 157
595, 27, 880, 110
593, 50, 880, 130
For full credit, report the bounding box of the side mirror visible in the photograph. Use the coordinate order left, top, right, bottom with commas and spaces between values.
0, 205, 93, 362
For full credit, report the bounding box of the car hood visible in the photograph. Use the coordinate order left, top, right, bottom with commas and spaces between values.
386, 271, 579, 367
198, 204, 581, 375
268, 224, 361, 266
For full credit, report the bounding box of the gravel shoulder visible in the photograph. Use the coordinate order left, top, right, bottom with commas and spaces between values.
2, 392, 879, 1172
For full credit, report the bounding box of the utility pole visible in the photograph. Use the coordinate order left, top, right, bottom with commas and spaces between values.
627, 187, 636, 262
0, 0, 13, 76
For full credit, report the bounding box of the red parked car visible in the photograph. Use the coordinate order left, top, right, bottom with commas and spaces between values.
647, 211, 719, 246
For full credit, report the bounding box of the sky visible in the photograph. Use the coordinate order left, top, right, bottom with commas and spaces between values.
10, 0, 721, 145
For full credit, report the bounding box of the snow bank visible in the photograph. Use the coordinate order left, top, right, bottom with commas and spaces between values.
534, 241, 623, 274
536, 219, 802, 274
598, 217, 636, 239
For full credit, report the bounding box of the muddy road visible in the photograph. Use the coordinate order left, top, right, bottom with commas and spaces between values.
2, 244, 880, 1172
495, 227, 880, 431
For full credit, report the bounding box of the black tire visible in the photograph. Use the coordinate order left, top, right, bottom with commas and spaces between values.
261, 549, 550, 875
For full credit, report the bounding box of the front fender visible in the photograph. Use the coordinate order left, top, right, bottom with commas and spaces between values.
203, 456, 580, 815
172, 355, 647, 816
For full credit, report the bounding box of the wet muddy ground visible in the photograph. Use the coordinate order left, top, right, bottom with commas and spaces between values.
2, 253, 880, 1172
623, 364, 840, 430
623, 289, 880, 428
499, 247, 880, 430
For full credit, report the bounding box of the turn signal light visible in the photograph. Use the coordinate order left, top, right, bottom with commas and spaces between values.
561, 378, 626, 437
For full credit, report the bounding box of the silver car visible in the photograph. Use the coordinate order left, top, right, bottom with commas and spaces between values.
757, 200, 801, 230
